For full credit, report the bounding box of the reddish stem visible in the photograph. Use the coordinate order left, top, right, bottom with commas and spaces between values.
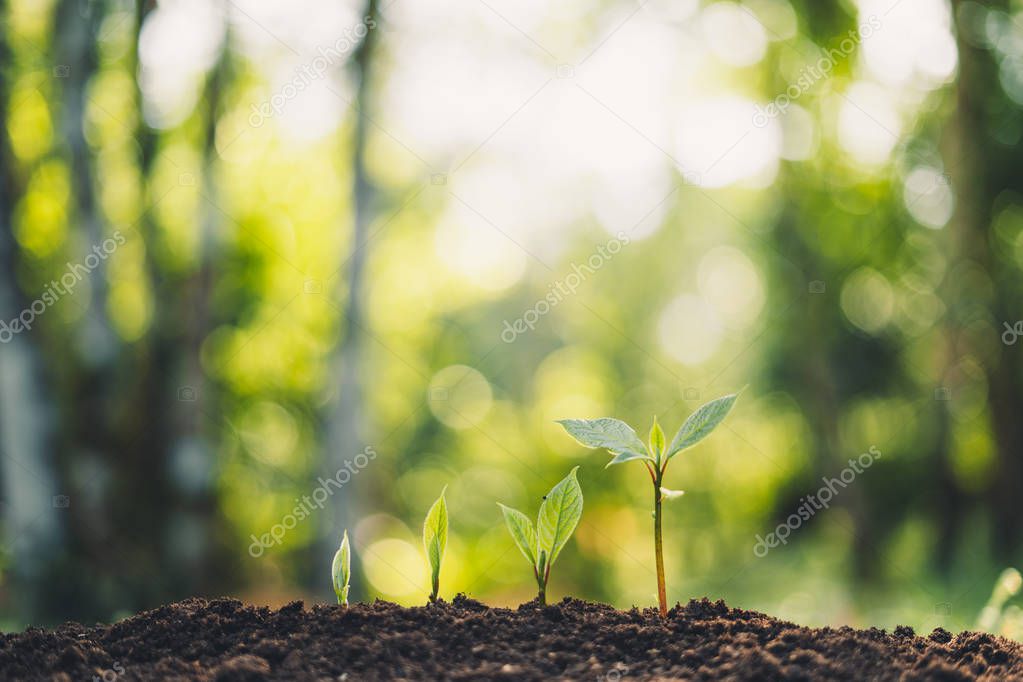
653, 472, 667, 618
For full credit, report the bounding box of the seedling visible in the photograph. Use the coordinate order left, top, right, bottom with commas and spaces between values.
559, 391, 740, 618
422, 486, 448, 603
332, 529, 351, 606
498, 467, 583, 606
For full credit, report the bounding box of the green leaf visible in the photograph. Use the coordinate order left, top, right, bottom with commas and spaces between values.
332, 529, 351, 606
498, 503, 537, 568
605, 450, 654, 468
423, 487, 448, 600
659, 487, 685, 500
649, 417, 665, 459
537, 467, 584, 570
666, 392, 740, 460
557, 418, 648, 457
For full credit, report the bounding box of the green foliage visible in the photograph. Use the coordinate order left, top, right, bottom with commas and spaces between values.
499, 467, 583, 604
497, 503, 537, 567
666, 392, 741, 461
332, 530, 351, 606
556, 419, 649, 460
605, 450, 655, 468
11, 0, 1019, 631
560, 394, 740, 472
559, 393, 739, 616
537, 467, 584, 569
649, 417, 665, 460
422, 486, 448, 603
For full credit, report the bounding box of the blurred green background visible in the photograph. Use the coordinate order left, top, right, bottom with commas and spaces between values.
2, 0, 1023, 637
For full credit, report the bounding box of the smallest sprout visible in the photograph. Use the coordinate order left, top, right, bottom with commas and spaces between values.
332, 530, 351, 606
423, 487, 449, 603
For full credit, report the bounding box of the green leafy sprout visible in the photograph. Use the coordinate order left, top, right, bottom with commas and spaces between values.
498, 467, 583, 606
422, 486, 448, 603
558, 391, 740, 618
331, 529, 351, 606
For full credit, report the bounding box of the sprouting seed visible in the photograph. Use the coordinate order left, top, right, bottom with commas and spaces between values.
422, 486, 448, 603
332, 530, 351, 606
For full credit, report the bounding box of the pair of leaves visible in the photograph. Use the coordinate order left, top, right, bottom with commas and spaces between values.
422, 487, 448, 600
332, 530, 351, 606
498, 467, 583, 576
558, 392, 740, 468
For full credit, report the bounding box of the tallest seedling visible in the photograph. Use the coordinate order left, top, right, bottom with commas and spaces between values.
559, 392, 740, 618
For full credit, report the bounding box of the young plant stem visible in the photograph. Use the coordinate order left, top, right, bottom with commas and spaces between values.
653, 469, 668, 618
535, 550, 549, 605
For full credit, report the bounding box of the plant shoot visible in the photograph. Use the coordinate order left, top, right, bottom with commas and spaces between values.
559, 391, 740, 617
499, 467, 583, 606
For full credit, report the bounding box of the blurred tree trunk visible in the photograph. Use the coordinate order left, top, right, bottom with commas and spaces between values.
54, 0, 117, 366
99, 0, 179, 611
323, 0, 381, 593
948, 0, 1023, 557
166, 23, 233, 594
49, 0, 127, 619
114, 1, 234, 606
771, 209, 877, 580
0, 3, 64, 621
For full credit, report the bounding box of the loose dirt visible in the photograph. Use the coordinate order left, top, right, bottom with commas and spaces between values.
2, 595, 1021, 680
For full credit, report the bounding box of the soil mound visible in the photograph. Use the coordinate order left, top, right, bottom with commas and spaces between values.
2, 595, 1021, 680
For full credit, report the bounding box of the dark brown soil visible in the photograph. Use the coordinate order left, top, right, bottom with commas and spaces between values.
2, 595, 1022, 681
